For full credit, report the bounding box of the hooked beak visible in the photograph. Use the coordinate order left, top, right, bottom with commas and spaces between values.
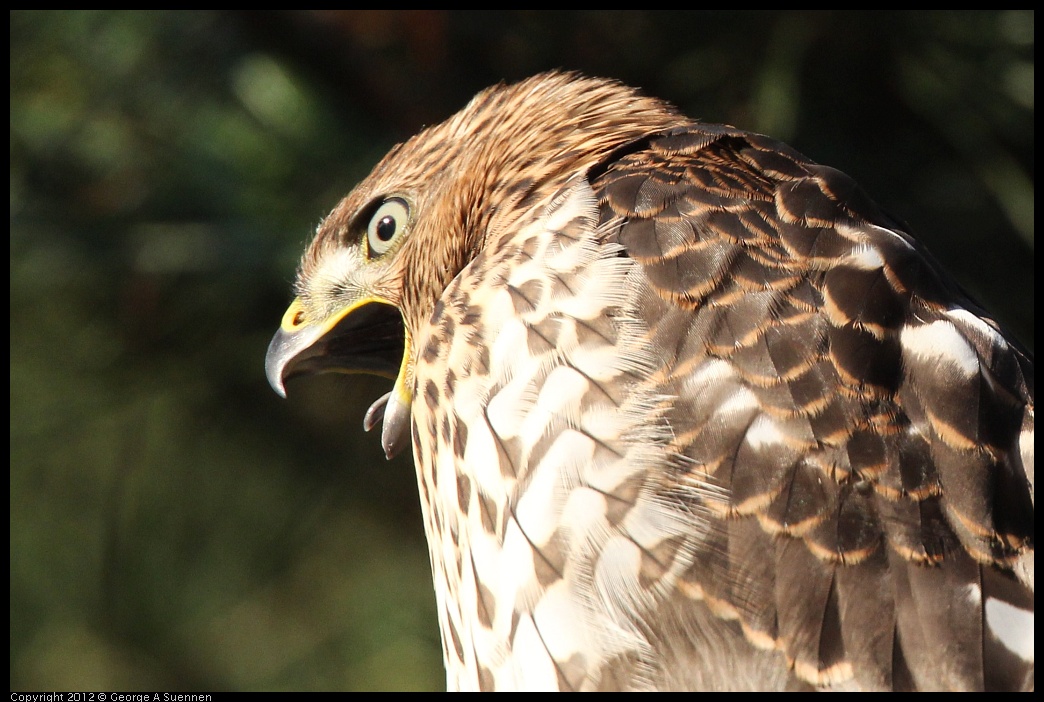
265, 297, 413, 459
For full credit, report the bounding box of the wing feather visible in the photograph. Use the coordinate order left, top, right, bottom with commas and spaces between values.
593, 124, 1034, 690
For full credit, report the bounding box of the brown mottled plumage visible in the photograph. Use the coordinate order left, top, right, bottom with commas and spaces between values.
266, 72, 1034, 691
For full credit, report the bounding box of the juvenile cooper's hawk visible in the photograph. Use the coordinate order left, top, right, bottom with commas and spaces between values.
266, 72, 1034, 691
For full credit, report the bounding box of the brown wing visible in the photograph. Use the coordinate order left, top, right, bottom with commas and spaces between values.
593, 125, 1034, 691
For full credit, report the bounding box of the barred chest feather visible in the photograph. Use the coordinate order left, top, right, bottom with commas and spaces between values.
411, 182, 788, 691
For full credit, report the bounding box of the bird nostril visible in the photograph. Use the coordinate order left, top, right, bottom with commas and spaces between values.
293, 310, 305, 326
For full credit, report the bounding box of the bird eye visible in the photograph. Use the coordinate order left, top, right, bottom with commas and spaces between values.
366, 198, 410, 258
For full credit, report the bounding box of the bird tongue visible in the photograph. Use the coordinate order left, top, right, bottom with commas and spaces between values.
364, 390, 411, 460
363, 391, 391, 432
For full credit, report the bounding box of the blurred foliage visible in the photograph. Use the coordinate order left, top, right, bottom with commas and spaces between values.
10, 10, 1033, 692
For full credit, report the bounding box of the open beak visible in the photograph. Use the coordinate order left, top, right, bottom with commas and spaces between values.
265, 297, 406, 397
265, 297, 413, 459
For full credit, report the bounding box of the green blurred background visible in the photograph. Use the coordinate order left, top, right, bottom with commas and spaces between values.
10, 10, 1034, 691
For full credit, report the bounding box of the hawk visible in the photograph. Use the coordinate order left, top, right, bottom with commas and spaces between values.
265, 72, 1033, 691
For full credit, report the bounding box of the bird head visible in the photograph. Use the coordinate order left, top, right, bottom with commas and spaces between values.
265, 71, 679, 458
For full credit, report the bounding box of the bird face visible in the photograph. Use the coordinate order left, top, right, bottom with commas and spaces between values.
265, 186, 420, 456
264, 104, 491, 458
